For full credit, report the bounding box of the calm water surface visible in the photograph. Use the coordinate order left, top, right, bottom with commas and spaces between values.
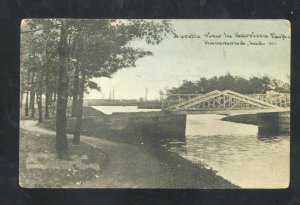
162, 114, 290, 188
92, 105, 161, 114
92, 106, 289, 188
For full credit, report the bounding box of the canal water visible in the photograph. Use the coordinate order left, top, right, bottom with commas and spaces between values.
92, 106, 290, 188
162, 114, 290, 188
92, 106, 161, 115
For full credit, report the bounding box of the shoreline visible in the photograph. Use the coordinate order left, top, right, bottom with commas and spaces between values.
20, 120, 239, 188
142, 144, 239, 188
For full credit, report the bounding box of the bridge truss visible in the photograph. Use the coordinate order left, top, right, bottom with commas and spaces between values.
168, 90, 280, 111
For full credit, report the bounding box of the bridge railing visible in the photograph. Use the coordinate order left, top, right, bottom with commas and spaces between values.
161, 92, 290, 108
247, 93, 290, 108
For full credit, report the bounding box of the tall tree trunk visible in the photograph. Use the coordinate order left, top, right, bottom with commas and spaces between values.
24, 71, 30, 116
20, 85, 24, 108
20, 92, 23, 108
37, 62, 44, 123
48, 91, 53, 116
36, 91, 39, 104
37, 93, 43, 123
25, 91, 29, 116
20, 73, 24, 108
71, 64, 80, 117
54, 90, 57, 101
44, 60, 50, 119
73, 71, 86, 145
56, 20, 70, 160
30, 91, 35, 118
30, 72, 35, 118
45, 91, 50, 119
52, 90, 56, 113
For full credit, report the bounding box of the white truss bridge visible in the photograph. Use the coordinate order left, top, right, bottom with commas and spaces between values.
167, 90, 288, 112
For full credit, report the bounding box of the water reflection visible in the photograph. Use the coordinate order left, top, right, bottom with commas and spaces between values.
162, 114, 290, 188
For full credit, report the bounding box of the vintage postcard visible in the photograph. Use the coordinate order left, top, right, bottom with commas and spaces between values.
20, 19, 290, 188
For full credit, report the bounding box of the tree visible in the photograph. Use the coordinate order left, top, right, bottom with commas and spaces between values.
21, 24, 37, 118
21, 19, 61, 122
233, 76, 249, 93
20, 52, 31, 116
24, 71, 30, 116
66, 19, 174, 145
20, 19, 174, 158
71, 63, 80, 117
248, 76, 270, 94
268, 78, 290, 93
216, 73, 235, 91
55, 20, 70, 159
166, 73, 290, 97
139, 97, 144, 102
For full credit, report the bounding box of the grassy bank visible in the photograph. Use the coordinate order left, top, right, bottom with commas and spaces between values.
144, 144, 239, 188
21, 120, 239, 188
19, 129, 106, 188
221, 114, 258, 125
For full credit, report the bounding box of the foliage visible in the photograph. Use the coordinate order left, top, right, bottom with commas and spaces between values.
167, 73, 290, 99
20, 19, 174, 155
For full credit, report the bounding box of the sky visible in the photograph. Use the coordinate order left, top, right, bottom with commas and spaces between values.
86, 20, 290, 100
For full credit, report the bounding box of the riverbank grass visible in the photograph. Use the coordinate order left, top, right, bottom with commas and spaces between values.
19, 129, 105, 188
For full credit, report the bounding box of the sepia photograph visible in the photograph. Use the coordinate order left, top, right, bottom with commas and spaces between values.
19, 19, 290, 189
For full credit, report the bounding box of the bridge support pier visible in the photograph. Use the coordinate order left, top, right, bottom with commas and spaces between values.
257, 111, 290, 136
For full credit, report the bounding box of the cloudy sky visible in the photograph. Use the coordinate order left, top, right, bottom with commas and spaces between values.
86, 20, 290, 100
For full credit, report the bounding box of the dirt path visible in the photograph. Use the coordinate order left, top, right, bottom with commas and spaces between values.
21, 120, 175, 188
